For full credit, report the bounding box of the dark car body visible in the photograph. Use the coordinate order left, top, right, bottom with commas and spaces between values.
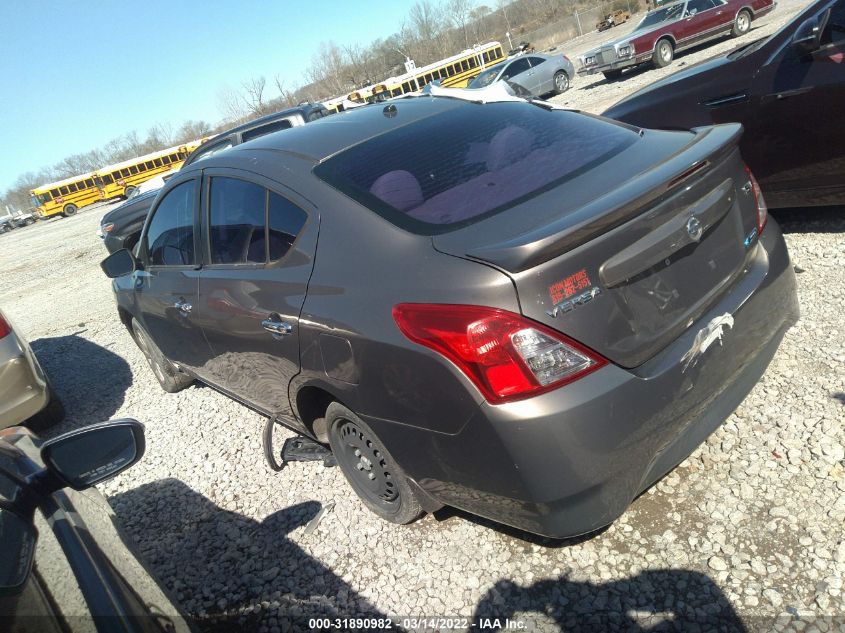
98, 103, 331, 254
0, 422, 191, 632
104, 97, 798, 538
579, 0, 776, 78
604, 0, 845, 208
99, 189, 159, 253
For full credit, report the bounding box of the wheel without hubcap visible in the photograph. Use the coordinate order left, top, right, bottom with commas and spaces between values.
62, 204, 77, 217
327, 402, 422, 524
124, 185, 137, 198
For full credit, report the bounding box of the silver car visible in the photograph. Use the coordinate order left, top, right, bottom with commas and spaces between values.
467, 52, 575, 97
0, 307, 61, 430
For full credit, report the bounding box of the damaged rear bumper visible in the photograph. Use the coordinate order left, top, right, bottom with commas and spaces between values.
378, 219, 798, 538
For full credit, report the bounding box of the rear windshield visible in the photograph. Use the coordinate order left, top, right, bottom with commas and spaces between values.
314, 102, 636, 234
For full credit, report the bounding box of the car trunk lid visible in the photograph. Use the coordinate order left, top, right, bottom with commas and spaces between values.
433, 123, 761, 368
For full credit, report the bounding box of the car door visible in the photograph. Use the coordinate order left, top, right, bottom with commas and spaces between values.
500, 57, 533, 92
679, 0, 718, 44
739, 0, 845, 202
196, 170, 316, 420
132, 176, 211, 373
525, 56, 551, 94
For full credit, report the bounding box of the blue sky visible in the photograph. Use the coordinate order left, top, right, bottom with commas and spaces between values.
0, 0, 424, 193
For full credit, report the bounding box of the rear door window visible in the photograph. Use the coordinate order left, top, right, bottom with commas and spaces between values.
144, 180, 197, 266
268, 192, 307, 261
208, 177, 267, 264
314, 102, 636, 234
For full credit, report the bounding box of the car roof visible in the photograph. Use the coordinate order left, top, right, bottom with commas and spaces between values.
228, 97, 469, 164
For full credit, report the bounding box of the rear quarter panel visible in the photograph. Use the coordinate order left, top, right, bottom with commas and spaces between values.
291, 177, 519, 436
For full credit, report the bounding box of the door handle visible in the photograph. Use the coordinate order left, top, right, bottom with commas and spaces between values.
261, 318, 293, 337
174, 300, 192, 315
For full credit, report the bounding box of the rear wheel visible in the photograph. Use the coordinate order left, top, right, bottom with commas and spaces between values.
652, 39, 674, 68
131, 319, 193, 393
25, 217, 35, 226
62, 204, 77, 217
124, 185, 137, 198
732, 9, 751, 36
553, 70, 570, 94
327, 402, 423, 524
603, 69, 623, 81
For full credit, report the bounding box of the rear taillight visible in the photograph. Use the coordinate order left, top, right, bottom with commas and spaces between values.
744, 164, 768, 233
0, 315, 11, 339
393, 304, 607, 404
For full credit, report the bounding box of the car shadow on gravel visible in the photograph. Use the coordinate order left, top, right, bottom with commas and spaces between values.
470, 571, 750, 631
110, 478, 393, 633
30, 332, 133, 437
770, 206, 845, 234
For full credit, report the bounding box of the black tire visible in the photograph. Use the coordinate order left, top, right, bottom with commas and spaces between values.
131, 319, 193, 393
62, 204, 78, 217
25, 217, 35, 226
124, 185, 138, 198
652, 38, 674, 68
732, 9, 751, 36
603, 69, 623, 81
326, 402, 423, 524
553, 70, 570, 95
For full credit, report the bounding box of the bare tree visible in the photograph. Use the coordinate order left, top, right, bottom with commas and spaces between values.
447, 0, 475, 47
242, 76, 268, 115
217, 85, 247, 121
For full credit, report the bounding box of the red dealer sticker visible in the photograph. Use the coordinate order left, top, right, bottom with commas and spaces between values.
549, 269, 592, 305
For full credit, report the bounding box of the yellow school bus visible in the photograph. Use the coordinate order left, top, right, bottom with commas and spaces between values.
94, 140, 203, 199
322, 42, 505, 114
31, 172, 104, 218
372, 42, 505, 99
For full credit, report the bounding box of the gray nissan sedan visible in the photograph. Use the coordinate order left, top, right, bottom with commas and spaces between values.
102, 96, 798, 538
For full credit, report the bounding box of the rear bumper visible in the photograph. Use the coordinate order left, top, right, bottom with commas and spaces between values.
379, 219, 798, 537
0, 331, 50, 429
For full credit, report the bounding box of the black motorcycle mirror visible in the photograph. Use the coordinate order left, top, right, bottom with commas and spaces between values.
791, 15, 822, 53
0, 508, 36, 595
100, 248, 137, 278
40, 419, 145, 491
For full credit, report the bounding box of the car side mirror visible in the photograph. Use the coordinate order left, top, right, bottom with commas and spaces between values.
792, 16, 821, 53
101, 248, 137, 278
0, 508, 36, 595
40, 419, 145, 491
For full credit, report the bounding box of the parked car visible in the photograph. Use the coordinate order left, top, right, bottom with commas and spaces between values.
467, 52, 575, 96
604, 0, 845, 208
0, 211, 37, 230
98, 189, 159, 254
184, 102, 330, 167
101, 97, 798, 538
97, 103, 331, 254
0, 420, 192, 632
0, 307, 63, 430
597, 9, 632, 31
579, 0, 776, 80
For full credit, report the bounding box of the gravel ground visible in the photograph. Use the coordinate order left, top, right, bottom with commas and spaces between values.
2, 4, 843, 629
